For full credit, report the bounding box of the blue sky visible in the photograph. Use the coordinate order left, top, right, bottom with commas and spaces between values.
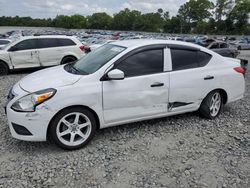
0, 0, 189, 18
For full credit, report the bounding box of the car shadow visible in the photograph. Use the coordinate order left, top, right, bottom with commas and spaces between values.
9, 67, 52, 75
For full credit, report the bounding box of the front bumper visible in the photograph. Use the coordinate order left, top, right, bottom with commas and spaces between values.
6, 106, 52, 141
5, 84, 55, 142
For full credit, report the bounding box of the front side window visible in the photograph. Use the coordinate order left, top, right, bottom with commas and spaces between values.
72, 44, 126, 74
116, 49, 164, 77
171, 49, 211, 71
13, 39, 37, 51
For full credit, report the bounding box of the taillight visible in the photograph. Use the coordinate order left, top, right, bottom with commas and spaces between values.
79, 45, 85, 51
234, 67, 246, 76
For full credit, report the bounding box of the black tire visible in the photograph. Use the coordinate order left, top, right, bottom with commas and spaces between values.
61, 56, 77, 65
199, 90, 223, 119
0, 61, 8, 76
49, 107, 97, 150
238, 46, 242, 50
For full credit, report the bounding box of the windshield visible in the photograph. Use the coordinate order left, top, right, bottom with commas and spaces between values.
73, 44, 126, 74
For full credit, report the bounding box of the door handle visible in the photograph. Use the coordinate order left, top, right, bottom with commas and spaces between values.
151, 82, 164, 87
204, 75, 214, 80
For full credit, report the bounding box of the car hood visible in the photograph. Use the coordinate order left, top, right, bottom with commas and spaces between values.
19, 65, 82, 93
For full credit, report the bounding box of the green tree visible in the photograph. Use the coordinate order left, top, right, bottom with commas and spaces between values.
138, 12, 163, 32
113, 8, 141, 30
229, 0, 250, 34
52, 15, 71, 28
178, 0, 214, 22
87, 12, 113, 29
214, 0, 233, 21
70, 15, 87, 29
177, 0, 214, 33
164, 16, 182, 33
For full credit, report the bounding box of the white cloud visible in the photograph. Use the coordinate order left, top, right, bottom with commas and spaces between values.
0, 0, 189, 18
121, 0, 188, 16
61, 4, 74, 11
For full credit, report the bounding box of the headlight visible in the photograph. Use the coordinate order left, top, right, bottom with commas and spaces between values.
11, 88, 56, 112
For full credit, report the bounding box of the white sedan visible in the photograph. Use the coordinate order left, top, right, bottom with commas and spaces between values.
5, 40, 245, 150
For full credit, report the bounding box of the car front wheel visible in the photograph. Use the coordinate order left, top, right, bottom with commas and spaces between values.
49, 107, 97, 150
199, 91, 223, 119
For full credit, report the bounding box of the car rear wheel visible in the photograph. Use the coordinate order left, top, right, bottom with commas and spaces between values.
199, 91, 223, 119
0, 61, 8, 76
61, 56, 77, 65
49, 107, 97, 150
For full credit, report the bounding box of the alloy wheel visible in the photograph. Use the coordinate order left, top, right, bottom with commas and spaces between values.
56, 112, 92, 147
210, 92, 221, 117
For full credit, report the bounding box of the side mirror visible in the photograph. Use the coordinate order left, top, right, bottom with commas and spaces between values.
107, 69, 125, 80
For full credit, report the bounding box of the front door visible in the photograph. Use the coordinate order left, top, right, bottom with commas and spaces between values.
103, 47, 170, 124
9, 39, 40, 69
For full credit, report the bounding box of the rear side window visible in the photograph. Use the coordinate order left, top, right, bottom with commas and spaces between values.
37, 38, 58, 48
0, 40, 10, 45
171, 49, 211, 71
198, 51, 212, 67
58, 39, 76, 46
116, 49, 163, 77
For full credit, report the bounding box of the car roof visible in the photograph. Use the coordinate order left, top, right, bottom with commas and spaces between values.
111, 39, 218, 56
21, 35, 76, 40
112, 39, 203, 49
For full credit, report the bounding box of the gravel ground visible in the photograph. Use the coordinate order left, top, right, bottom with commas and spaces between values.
0, 51, 250, 188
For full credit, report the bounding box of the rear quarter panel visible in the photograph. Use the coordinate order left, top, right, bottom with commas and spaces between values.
209, 56, 245, 103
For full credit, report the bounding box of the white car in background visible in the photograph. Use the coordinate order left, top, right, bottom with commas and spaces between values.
0, 35, 85, 75
0, 39, 11, 49
231, 41, 250, 50
5, 40, 245, 150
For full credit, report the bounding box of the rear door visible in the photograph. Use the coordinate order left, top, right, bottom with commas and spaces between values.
168, 45, 213, 112
37, 38, 63, 66
9, 39, 40, 69
103, 45, 170, 124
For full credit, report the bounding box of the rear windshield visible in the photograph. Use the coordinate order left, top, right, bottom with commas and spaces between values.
73, 44, 126, 74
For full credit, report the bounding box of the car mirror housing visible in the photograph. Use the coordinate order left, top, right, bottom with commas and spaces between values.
107, 69, 125, 80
